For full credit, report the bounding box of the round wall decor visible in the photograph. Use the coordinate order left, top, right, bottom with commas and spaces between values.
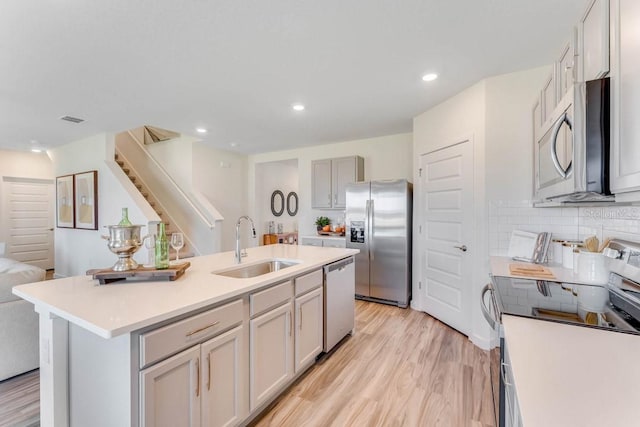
271, 190, 285, 217
286, 191, 298, 216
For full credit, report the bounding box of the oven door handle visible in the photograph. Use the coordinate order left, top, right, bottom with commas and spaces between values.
481, 283, 498, 330
550, 111, 574, 179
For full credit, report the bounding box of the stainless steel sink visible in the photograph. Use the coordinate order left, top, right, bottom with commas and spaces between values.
212, 259, 300, 279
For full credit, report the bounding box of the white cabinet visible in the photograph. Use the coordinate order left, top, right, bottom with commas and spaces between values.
311, 156, 364, 209
311, 159, 333, 209
610, 0, 640, 196
541, 72, 557, 127
294, 286, 323, 373
581, 0, 610, 81
502, 342, 523, 427
140, 346, 201, 427
557, 31, 577, 99
201, 326, 243, 427
300, 236, 346, 248
249, 302, 293, 410
139, 300, 245, 427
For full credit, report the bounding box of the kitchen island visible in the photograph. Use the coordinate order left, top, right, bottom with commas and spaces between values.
13, 244, 358, 427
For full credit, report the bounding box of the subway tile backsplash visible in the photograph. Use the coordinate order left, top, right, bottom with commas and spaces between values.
488, 201, 640, 256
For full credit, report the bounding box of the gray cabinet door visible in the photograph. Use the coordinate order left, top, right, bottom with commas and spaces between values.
311, 159, 332, 208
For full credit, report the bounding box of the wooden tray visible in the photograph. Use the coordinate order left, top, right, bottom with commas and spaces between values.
87, 262, 190, 285
508, 262, 556, 280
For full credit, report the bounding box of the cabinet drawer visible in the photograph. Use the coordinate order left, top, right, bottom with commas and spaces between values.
295, 269, 322, 296
250, 280, 292, 317
140, 299, 243, 368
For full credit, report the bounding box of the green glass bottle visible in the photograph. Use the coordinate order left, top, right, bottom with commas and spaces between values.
155, 223, 169, 269
118, 207, 132, 226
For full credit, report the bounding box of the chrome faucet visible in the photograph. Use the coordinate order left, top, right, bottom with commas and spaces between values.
235, 215, 257, 263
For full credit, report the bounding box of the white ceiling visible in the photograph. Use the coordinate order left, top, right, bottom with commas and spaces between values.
0, 0, 589, 154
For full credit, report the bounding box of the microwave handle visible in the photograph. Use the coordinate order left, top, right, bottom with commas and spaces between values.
550, 112, 574, 179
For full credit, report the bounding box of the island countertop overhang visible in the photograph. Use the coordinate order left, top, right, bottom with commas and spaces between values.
12, 244, 358, 339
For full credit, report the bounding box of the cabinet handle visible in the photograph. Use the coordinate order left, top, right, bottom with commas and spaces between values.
334, 194, 337, 205
186, 321, 220, 337
327, 193, 331, 204
207, 353, 211, 391
299, 306, 303, 330
289, 310, 292, 337
196, 357, 200, 397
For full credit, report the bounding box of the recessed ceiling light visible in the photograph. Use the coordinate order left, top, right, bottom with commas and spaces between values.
230, 142, 238, 147
292, 104, 305, 112
422, 73, 438, 82
196, 127, 207, 134
31, 148, 42, 153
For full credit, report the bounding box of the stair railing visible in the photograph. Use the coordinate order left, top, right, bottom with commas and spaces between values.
126, 130, 222, 229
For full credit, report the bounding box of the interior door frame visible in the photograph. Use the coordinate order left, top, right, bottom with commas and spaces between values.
415, 135, 476, 337
1, 176, 55, 269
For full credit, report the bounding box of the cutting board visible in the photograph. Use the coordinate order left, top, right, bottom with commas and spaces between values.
87, 262, 190, 285
508, 263, 556, 279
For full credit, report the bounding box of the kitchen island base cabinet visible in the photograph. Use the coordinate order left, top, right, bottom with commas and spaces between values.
294, 287, 323, 372
16, 247, 358, 427
202, 326, 244, 427
250, 303, 293, 411
140, 346, 201, 427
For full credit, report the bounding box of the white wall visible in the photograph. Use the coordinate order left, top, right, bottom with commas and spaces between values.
193, 143, 248, 251
146, 135, 198, 190
49, 133, 151, 277
485, 65, 551, 201
248, 133, 413, 238
0, 149, 54, 244
254, 159, 299, 237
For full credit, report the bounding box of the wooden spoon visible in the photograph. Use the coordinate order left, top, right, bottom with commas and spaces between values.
584, 235, 599, 253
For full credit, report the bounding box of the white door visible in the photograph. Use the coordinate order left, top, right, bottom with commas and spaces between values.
2, 177, 54, 269
419, 139, 474, 335
202, 326, 243, 427
140, 345, 201, 427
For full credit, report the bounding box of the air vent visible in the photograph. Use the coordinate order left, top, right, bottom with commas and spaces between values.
60, 115, 85, 124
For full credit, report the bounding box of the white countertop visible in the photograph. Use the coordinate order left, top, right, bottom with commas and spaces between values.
490, 256, 605, 285
503, 315, 640, 427
13, 244, 358, 339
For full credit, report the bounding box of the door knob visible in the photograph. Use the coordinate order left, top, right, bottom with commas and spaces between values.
454, 245, 467, 252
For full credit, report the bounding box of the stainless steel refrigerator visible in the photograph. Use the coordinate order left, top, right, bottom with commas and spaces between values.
345, 179, 412, 308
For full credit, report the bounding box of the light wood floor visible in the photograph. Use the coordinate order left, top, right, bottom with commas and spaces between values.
0, 301, 494, 427
252, 301, 495, 427
0, 369, 39, 427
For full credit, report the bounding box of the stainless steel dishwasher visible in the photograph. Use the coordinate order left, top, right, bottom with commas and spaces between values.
323, 256, 355, 352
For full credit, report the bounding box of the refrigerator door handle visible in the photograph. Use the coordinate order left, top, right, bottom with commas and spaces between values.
369, 199, 374, 260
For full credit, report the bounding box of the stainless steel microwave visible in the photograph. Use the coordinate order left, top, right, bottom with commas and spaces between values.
534, 78, 611, 202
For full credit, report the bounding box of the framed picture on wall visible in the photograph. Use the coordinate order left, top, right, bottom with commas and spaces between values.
56, 174, 75, 228
74, 171, 98, 230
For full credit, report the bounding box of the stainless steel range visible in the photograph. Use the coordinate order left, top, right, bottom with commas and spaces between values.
481, 238, 640, 427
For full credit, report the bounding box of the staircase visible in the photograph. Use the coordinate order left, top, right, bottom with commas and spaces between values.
115, 152, 193, 260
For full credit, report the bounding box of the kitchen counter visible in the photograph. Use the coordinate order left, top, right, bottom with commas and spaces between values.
490, 255, 605, 285
502, 315, 640, 427
14, 244, 358, 339
14, 244, 358, 427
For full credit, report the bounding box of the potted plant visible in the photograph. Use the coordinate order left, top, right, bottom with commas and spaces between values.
315, 216, 331, 234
